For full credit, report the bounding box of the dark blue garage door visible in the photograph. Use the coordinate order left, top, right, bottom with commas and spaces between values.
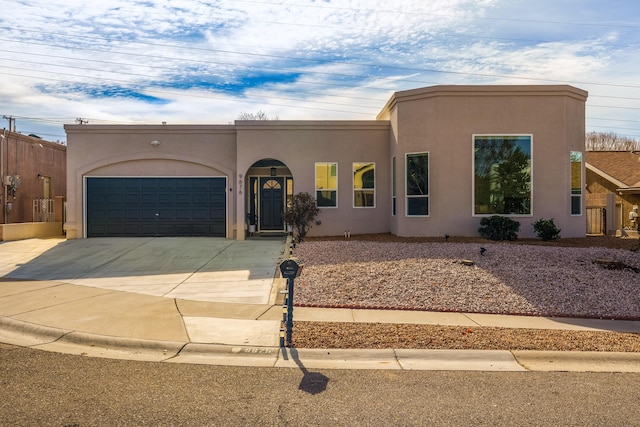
86, 177, 226, 237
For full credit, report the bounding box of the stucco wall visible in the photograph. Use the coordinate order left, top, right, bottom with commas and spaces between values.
0, 222, 64, 241
381, 85, 587, 239
63, 85, 587, 240
235, 121, 391, 239
64, 125, 237, 238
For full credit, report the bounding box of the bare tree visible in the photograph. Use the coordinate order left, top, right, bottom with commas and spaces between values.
586, 131, 640, 151
237, 110, 279, 121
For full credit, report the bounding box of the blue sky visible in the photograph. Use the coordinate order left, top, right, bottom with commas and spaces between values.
1, 0, 640, 143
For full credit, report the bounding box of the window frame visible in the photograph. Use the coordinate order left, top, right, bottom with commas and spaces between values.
352, 162, 376, 208
405, 152, 430, 217
472, 134, 533, 217
391, 156, 396, 216
315, 162, 338, 208
570, 151, 583, 216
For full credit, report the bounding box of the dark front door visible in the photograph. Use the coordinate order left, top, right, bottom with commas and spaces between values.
260, 177, 285, 231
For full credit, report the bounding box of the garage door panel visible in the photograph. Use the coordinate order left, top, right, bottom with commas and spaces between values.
175, 208, 192, 220
141, 223, 158, 235
175, 194, 192, 205
124, 194, 140, 204
87, 177, 226, 237
88, 208, 107, 220
107, 209, 124, 220
124, 224, 142, 234
141, 208, 158, 220
158, 194, 174, 204
141, 194, 157, 204
124, 209, 140, 220
124, 180, 141, 190
191, 208, 210, 220
158, 206, 175, 215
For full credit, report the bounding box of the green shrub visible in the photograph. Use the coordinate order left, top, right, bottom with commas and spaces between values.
478, 215, 520, 241
533, 218, 561, 241
282, 192, 320, 241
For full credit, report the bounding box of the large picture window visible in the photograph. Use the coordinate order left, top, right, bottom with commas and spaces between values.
315, 162, 337, 207
353, 162, 375, 207
474, 135, 532, 215
571, 151, 582, 215
406, 153, 429, 216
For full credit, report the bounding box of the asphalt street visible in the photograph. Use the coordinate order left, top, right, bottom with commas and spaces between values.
1, 344, 638, 426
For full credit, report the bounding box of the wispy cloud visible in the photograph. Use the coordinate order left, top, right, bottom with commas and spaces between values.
1, 0, 639, 141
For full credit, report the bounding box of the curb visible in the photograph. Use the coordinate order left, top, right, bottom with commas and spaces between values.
513, 350, 640, 373
0, 316, 70, 345
1, 317, 640, 372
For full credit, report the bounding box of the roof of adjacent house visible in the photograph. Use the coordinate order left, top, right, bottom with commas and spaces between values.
586, 151, 640, 188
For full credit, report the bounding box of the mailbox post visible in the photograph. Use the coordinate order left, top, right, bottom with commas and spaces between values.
279, 258, 301, 347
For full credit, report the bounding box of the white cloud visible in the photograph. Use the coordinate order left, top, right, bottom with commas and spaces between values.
1, 0, 639, 140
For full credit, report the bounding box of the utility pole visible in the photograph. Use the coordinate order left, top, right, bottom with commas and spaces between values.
3, 115, 15, 132
0, 128, 5, 224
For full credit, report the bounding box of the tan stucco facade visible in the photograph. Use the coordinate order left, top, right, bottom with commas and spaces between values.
64, 85, 587, 240
379, 85, 588, 238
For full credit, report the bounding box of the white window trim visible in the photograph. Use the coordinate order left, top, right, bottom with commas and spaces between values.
315, 161, 338, 209
471, 134, 534, 217
352, 162, 376, 208
570, 151, 583, 216
405, 152, 430, 217
391, 156, 396, 216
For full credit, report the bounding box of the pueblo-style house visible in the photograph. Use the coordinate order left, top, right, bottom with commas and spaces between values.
64, 85, 588, 240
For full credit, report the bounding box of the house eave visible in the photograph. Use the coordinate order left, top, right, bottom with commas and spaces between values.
616, 187, 640, 195
585, 162, 628, 188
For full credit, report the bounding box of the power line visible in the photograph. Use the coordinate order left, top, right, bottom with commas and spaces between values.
4, 27, 640, 91
588, 116, 640, 124
2, 1, 639, 135
5, 0, 640, 30
4, 35, 640, 100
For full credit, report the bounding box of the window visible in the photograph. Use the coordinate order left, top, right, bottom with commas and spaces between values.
406, 153, 429, 216
392, 156, 396, 215
571, 151, 582, 215
353, 162, 375, 207
286, 177, 294, 207
315, 162, 337, 207
474, 135, 532, 215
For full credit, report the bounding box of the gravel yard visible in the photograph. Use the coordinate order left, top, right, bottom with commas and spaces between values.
290, 235, 640, 351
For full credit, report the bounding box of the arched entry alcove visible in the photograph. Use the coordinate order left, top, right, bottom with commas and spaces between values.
245, 158, 293, 235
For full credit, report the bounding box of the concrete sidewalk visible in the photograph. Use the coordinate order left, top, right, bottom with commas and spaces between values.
1, 237, 639, 372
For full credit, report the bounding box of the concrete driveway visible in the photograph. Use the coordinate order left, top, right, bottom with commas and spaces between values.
0, 237, 288, 348
0, 237, 287, 304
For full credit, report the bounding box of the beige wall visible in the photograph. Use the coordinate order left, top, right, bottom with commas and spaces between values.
64, 85, 587, 240
64, 125, 236, 239
235, 121, 390, 239
380, 85, 587, 238
0, 222, 63, 241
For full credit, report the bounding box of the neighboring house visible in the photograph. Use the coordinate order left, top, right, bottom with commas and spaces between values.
64, 85, 588, 240
0, 130, 67, 226
586, 151, 640, 234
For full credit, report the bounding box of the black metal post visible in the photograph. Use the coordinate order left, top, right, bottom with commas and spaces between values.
279, 258, 300, 348
286, 276, 294, 347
